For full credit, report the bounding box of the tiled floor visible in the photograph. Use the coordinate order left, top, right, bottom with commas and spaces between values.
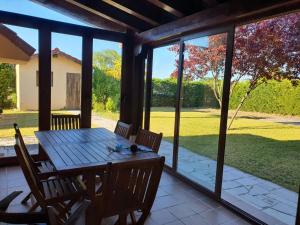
159, 141, 297, 225
0, 165, 251, 225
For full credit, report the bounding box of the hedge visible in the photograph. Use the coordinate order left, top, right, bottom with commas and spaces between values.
151, 78, 300, 116
151, 78, 219, 108
229, 80, 300, 116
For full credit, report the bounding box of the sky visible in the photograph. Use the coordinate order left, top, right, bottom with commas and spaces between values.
0, 0, 209, 78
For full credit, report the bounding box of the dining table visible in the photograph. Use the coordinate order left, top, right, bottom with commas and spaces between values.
35, 127, 160, 225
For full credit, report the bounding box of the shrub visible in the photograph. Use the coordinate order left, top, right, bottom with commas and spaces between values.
106, 96, 119, 112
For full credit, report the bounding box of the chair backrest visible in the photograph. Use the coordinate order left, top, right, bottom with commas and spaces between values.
114, 120, 133, 139
98, 157, 165, 222
13, 123, 38, 174
14, 134, 45, 205
135, 128, 163, 153
51, 114, 81, 130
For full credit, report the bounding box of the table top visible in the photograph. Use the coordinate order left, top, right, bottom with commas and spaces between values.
35, 128, 159, 171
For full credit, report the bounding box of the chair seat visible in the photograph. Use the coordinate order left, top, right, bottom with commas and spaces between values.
37, 160, 55, 173
42, 177, 86, 201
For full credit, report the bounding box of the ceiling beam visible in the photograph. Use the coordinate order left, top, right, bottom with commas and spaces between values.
30, 0, 127, 32
137, 0, 300, 45
72, 0, 154, 31
158, 0, 204, 15
105, 0, 179, 25
102, 0, 158, 26
146, 0, 184, 17
0, 10, 126, 43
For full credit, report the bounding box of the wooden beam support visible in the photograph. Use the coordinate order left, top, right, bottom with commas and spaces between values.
72, 0, 154, 31
0, 10, 126, 43
106, 0, 178, 25
144, 48, 153, 130
81, 34, 93, 128
38, 28, 51, 131
138, 0, 300, 45
31, 0, 127, 33
120, 32, 135, 124
147, 0, 184, 17
131, 46, 148, 133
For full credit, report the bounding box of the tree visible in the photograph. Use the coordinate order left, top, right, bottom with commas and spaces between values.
92, 50, 121, 111
93, 50, 121, 79
169, 12, 300, 129
0, 63, 16, 108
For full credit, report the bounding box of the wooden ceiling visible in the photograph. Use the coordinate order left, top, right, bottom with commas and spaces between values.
30, 0, 233, 32
30, 0, 298, 44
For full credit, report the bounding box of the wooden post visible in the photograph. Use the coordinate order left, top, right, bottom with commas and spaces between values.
120, 31, 135, 123
144, 48, 153, 130
38, 28, 51, 131
131, 46, 147, 133
81, 34, 93, 128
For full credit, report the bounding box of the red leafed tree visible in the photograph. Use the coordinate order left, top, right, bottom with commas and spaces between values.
169, 12, 300, 129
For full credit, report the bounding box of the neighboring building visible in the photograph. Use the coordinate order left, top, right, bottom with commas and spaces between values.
17, 48, 82, 110
0, 24, 82, 110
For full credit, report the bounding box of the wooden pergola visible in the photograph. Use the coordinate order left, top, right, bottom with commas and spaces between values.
0, 0, 299, 224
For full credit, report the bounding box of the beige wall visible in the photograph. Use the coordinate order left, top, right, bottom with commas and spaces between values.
17, 55, 81, 110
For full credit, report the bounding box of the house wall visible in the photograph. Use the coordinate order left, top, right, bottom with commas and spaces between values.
18, 55, 81, 110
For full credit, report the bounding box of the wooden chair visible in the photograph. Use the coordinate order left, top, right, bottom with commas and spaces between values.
96, 157, 165, 225
0, 191, 90, 225
114, 120, 133, 139
0, 191, 46, 224
14, 123, 56, 203
135, 128, 163, 153
14, 133, 86, 215
51, 114, 81, 130
47, 199, 91, 225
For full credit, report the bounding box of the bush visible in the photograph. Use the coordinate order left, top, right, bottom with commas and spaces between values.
151, 78, 219, 108
229, 80, 300, 115
0, 63, 16, 109
151, 78, 300, 116
106, 96, 119, 112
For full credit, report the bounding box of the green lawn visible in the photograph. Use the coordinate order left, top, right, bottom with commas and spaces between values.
1, 108, 299, 192
150, 107, 300, 192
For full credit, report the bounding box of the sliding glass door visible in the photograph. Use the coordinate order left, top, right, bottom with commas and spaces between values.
177, 32, 228, 191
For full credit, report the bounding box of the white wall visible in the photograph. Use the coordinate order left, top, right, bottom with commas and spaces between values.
17, 55, 81, 110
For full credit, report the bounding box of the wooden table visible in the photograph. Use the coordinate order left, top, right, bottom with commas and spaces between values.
35, 128, 160, 225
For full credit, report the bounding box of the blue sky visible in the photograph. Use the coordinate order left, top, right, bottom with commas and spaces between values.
0, 0, 209, 78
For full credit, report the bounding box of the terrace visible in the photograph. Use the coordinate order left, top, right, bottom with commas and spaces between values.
0, 1, 299, 225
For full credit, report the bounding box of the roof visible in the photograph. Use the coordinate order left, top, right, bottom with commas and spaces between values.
33, 48, 81, 64
0, 23, 36, 56
52, 48, 81, 64
30, 0, 290, 33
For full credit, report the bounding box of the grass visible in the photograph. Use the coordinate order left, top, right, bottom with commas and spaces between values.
1, 108, 299, 192
150, 107, 300, 192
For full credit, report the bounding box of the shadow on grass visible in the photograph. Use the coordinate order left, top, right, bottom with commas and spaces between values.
164, 134, 300, 192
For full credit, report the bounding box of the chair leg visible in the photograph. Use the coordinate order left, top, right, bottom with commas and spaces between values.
130, 211, 136, 225
21, 192, 31, 204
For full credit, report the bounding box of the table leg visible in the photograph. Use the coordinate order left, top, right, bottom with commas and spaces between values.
85, 173, 96, 225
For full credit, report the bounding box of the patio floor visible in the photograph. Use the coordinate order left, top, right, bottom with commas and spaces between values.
159, 141, 297, 225
0, 165, 251, 225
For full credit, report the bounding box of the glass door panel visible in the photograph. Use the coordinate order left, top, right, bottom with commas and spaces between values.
177, 33, 228, 190
149, 44, 179, 166
222, 12, 300, 225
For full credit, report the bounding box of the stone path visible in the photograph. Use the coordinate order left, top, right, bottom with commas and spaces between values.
0, 114, 297, 225
159, 141, 298, 225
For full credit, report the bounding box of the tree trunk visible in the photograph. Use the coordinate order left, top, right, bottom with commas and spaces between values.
227, 88, 252, 130
212, 76, 222, 108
